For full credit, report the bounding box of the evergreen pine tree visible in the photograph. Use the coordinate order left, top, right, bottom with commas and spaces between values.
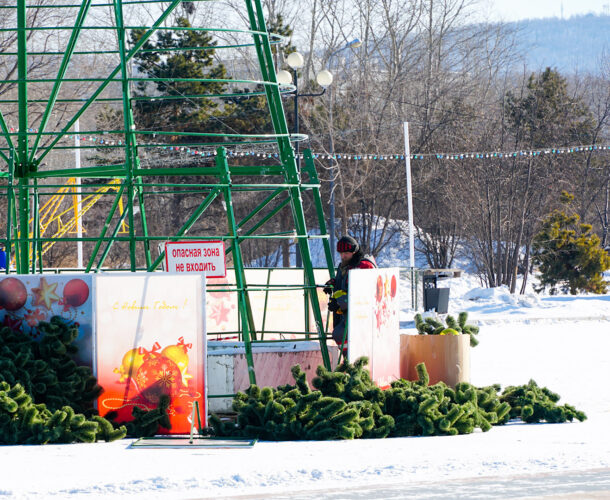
129, 15, 229, 139
533, 191, 610, 294
217, 14, 297, 136
506, 68, 595, 149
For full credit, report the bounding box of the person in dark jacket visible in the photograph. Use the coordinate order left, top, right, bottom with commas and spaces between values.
323, 235, 377, 350
0, 245, 6, 271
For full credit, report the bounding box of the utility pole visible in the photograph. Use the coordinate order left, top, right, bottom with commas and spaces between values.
75, 120, 83, 269
403, 122, 416, 309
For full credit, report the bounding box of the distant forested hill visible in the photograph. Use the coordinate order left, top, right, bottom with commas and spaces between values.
509, 14, 609, 74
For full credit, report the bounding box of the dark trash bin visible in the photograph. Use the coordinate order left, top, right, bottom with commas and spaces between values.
422, 269, 460, 314
424, 287, 450, 314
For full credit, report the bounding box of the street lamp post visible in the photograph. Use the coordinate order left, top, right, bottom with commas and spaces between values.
286, 52, 306, 173
325, 39, 361, 263
278, 53, 332, 267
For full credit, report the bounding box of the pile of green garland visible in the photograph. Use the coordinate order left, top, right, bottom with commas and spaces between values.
0, 316, 171, 444
0, 316, 103, 414
0, 381, 124, 444
210, 357, 586, 441
414, 311, 480, 346
501, 379, 586, 423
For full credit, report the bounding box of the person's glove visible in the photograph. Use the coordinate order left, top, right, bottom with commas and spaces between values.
328, 297, 340, 312
332, 291, 346, 311
323, 278, 335, 295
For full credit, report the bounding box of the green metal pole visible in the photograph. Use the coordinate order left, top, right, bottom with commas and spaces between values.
4, 151, 14, 273
33, 180, 44, 273
303, 149, 335, 278
302, 150, 336, 340
10, 176, 21, 272
85, 184, 126, 272
136, 177, 152, 269
217, 147, 257, 385
284, 153, 331, 369
17, 0, 28, 175
16, 181, 29, 274
304, 266, 310, 339
260, 268, 272, 340
244, 0, 291, 160
245, 0, 331, 368
113, 0, 137, 271
31, 180, 39, 273
17, 0, 30, 273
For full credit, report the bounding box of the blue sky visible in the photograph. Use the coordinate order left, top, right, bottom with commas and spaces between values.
489, 0, 608, 21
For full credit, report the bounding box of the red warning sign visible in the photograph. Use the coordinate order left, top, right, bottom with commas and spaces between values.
165, 241, 226, 278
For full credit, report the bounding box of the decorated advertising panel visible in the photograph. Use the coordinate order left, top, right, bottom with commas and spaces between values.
95, 274, 206, 434
347, 268, 400, 388
206, 271, 239, 337
0, 274, 94, 367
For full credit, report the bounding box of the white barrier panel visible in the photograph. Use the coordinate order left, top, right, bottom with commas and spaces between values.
95, 274, 206, 434
348, 268, 400, 388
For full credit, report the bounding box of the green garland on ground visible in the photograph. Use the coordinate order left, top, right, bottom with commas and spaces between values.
210, 357, 586, 441
0, 315, 173, 443
210, 361, 390, 440
500, 379, 587, 423
0, 381, 126, 444
0, 316, 102, 414
385, 372, 510, 436
414, 311, 480, 346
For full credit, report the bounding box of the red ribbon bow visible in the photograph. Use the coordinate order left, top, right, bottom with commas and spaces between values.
177, 336, 193, 350
138, 341, 161, 356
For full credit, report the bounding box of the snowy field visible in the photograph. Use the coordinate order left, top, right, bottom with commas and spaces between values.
1, 272, 610, 499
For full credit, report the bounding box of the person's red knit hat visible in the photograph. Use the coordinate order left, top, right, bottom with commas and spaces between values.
337, 235, 359, 253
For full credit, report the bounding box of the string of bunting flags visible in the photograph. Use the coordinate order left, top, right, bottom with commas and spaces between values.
7, 127, 610, 162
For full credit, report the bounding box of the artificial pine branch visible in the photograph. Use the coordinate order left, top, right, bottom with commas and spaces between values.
209, 359, 585, 441
0, 317, 102, 415
0, 381, 125, 444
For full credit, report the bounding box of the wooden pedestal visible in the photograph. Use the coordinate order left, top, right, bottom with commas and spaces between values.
400, 334, 470, 386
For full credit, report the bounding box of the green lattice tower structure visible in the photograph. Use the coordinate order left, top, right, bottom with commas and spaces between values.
0, 0, 336, 380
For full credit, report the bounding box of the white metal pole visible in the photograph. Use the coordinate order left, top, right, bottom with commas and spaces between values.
403, 122, 415, 269
75, 120, 83, 269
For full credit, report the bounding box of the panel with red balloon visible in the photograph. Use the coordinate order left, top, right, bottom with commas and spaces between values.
0, 274, 94, 367
101, 338, 200, 433
347, 268, 401, 389
374, 273, 399, 330
94, 273, 206, 434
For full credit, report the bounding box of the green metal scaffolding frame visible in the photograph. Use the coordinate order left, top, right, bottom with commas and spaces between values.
0, 0, 336, 382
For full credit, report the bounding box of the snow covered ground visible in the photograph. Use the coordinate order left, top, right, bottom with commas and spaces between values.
1, 272, 610, 499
